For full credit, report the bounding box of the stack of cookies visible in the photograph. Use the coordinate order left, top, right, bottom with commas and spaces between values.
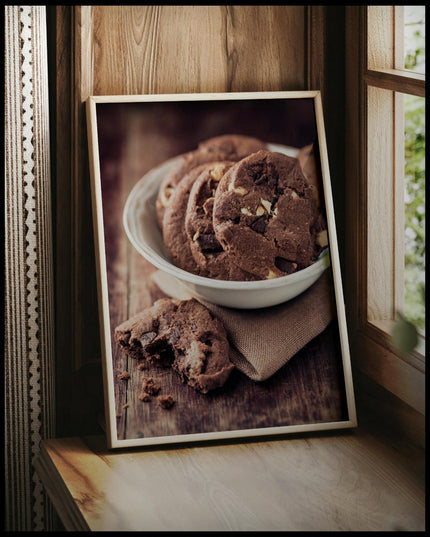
156, 135, 327, 282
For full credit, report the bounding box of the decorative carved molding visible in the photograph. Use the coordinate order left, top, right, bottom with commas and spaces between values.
4, 5, 55, 531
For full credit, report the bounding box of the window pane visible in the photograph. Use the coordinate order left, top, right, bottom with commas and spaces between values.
404, 5, 425, 74
404, 93, 425, 331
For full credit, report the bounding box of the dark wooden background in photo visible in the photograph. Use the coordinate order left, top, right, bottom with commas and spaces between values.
96, 100, 348, 441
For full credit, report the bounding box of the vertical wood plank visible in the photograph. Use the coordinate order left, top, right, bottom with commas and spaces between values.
73, 7, 101, 372
393, 92, 405, 313
367, 86, 395, 321
344, 6, 368, 331
393, 6, 405, 70
367, 6, 395, 70
307, 6, 326, 98
48, 6, 73, 436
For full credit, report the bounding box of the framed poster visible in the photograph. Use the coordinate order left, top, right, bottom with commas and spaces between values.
86, 91, 357, 449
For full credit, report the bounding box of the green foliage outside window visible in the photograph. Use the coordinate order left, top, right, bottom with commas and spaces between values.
404, 94, 425, 331
403, 7, 425, 332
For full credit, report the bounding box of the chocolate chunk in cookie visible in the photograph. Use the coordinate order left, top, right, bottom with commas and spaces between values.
213, 150, 324, 280
115, 298, 234, 394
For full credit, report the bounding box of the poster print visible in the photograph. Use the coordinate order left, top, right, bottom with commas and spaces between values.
86, 91, 357, 448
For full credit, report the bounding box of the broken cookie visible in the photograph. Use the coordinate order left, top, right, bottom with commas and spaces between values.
114, 298, 234, 394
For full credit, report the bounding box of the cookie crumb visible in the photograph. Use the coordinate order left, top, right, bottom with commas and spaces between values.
157, 394, 175, 409
138, 392, 151, 402
122, 403, 130, 409
142, 376, 161, 395
118, 371, 130, 380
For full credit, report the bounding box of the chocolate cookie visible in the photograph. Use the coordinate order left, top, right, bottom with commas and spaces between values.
115, 298, 178, 363
115, 298, 234, 394
213, 150, 324, 280
156, 152, 207, 228
185, 162, 260, 281
197, 134, 268, 160
162, 164, 214, 277
297, 143, 323, 210
156, 134, 267, 227
297, 144, 328, 247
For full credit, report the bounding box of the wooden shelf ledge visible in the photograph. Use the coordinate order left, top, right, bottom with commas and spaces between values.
34, 429, 425, 532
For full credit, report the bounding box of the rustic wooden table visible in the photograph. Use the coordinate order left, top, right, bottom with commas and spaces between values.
96, 100, 349, 444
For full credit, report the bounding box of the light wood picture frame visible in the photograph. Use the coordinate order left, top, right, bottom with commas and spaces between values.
86, 91, 357, 449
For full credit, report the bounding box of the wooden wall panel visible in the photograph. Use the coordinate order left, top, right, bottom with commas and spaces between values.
84, 6, 305, 96
50, 5, 325, 436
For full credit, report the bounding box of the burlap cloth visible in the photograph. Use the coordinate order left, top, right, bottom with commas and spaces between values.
151, 269, 335, 382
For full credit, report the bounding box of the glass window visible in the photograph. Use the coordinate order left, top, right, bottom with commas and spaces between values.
404, 93, 425, 332
345, 5, 426, 413
404, 6, 425, 74
366, 6, 425, 352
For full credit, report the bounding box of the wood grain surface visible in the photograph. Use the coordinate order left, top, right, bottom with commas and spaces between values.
94, 98, 351, 444
86, 6, 306, 95
35, 432, 425, 531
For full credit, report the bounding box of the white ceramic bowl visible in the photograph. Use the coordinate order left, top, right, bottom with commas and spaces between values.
123, 144, 330, 309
